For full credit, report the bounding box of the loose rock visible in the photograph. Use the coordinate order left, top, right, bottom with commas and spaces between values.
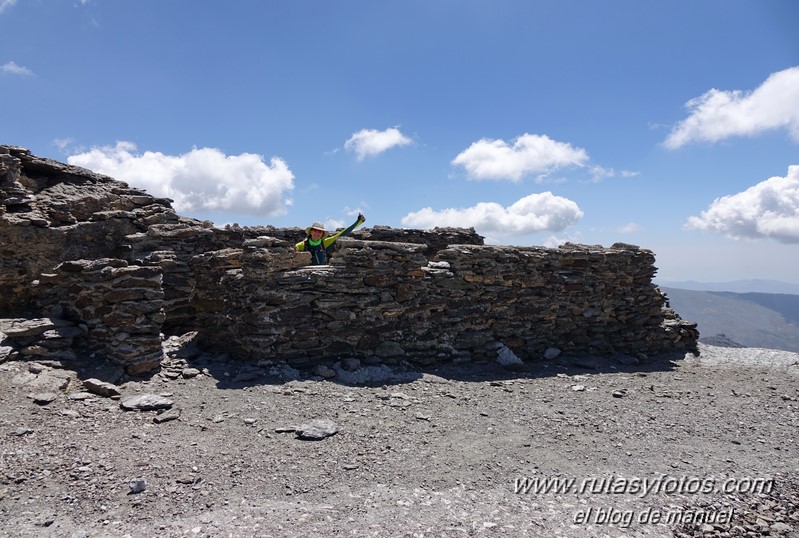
153, 408, 181, 423
128, 478, 147, 494
31, 392, 57, 405
119, 394, 174, 411
295, 419, 339, 440
83, 378, 122, 397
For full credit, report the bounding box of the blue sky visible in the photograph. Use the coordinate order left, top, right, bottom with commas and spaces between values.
2, 0, 798, 283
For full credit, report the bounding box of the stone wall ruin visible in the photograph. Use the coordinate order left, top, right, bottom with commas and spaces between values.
0, 145, 698, 374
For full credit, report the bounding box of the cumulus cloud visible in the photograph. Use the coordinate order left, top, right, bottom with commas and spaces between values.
401, 192, 583, 236
451, 133, 589, 181
344, 127, 412, 160
68, 141, 295, 217
685, 165, 799, 243
664, 66, 799, 149
1, 61, 34, 76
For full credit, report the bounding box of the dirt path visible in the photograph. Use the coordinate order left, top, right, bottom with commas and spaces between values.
1, 342, 797, 537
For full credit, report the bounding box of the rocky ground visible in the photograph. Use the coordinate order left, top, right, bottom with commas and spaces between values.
1, 338, 797, 538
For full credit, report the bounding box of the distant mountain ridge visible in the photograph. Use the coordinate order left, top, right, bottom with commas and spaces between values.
661, 287, 799, 353
656, 279, 799, 295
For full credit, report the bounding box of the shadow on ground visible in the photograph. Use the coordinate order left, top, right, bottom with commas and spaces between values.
162, 331, 691, 390
0, 322, 693, 391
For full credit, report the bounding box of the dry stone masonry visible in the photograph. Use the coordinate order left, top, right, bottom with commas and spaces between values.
190, 238, 697, 367
0, 145, 178, 314
1, 145, 698, 374
34, 258, 165, 375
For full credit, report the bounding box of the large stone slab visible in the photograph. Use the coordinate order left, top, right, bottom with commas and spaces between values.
119, 394, 173, 411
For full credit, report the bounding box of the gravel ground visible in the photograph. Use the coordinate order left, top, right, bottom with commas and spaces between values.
1, 340, 797, 538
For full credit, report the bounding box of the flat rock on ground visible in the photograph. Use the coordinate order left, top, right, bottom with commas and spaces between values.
0, 343, 797, 537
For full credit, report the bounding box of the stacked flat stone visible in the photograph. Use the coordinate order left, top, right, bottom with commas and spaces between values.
126, 222, 248, 335
0, 317, 84, 364
0, 145, 177, 314
1, 145, 700, 374
35, 258, 164, 375
236, 224, 484, 257
189, 238, 698, 367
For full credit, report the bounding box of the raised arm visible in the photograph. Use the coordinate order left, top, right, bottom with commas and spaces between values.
323, 213, 366, 248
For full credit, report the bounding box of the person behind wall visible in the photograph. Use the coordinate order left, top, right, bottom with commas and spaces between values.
295, 213, 366, 265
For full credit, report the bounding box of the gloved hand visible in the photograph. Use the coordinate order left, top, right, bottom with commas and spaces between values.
358, 212, 366, 223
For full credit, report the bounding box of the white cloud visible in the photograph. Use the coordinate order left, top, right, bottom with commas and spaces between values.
617, 222, 641, 234
1, 61, 34, 76
588, 165, 615, 183
664, 66, 799, 149
401, 192, 583, 236
451, 133, 589, 181
53, 138, 77, 151
344, 127, 412, 160
68, 141, 295, 217
685, 165, 799, 243
0, 0, 16, 14
542, 232, 584, 248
